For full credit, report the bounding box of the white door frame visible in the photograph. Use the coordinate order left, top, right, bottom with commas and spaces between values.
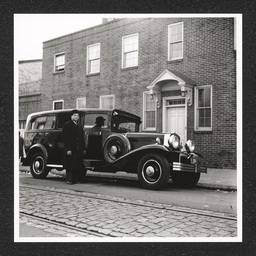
162, 96, 187, 142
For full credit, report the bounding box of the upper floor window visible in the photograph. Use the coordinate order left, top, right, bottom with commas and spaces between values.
143, 91, 156, 131
54, 52, 65, 72
168, 22, 183, 61
76, 97, 86, 108
195, 85, 212, 131
122, 33, 138, 68
53, 100, 64, 110
100, 95, 115, 109
87, 43, 100, 74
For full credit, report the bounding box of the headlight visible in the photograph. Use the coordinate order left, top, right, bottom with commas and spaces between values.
168, 134, 181, 149
155, 137, 161, 145
185, 140, 195, 152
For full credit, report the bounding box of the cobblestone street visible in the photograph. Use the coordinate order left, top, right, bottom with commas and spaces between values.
19, 185, 237, 238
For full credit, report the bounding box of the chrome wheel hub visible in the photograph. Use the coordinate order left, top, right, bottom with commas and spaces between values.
35, 161, 40, 169
110, 145, 118, 155
145, 166, 155, 177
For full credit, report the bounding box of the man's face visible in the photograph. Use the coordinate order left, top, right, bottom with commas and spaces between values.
71, 113, 80, 122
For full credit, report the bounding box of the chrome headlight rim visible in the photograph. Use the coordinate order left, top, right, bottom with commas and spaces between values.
168, 133, 181, 150
185, 140, 195, 153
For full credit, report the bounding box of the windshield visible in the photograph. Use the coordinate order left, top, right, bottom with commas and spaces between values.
111, 111, 140, 132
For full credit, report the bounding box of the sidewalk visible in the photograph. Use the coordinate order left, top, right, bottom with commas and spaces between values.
197, 168, 237, 191
85, 168, 237, 191
20, 164, 237, 191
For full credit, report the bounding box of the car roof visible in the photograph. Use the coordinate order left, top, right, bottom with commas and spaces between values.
26, 108, 141, 120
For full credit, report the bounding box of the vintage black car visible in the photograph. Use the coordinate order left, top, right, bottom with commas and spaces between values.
22, 108, 207, 190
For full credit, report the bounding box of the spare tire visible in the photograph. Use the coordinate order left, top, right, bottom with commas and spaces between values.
103, 134, 131, 163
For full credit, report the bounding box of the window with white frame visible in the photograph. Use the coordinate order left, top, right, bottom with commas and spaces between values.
143, 92, 156, 130
53, 100, 64, 110
168, 22, 183, 61
100, 95, 115, 109
19, 120, 26, 130
195, 85, 212, 131
76, 98, 86, 108
122, 33, 138, 68
54, 52, 65, 72
87, 43, 100, 74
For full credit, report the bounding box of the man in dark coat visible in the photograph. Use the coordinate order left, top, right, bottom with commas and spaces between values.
62, 109, 86, 184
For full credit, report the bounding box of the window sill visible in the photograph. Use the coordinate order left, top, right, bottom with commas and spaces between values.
53, 70, 65, 75
121, 66, 138, 71
167, 59, 183, 64
194, 130, 212, 134
86, 72, 100, 77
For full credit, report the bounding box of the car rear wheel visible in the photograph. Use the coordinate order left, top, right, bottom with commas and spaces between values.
30, 152, 50, 179
171, 172, 200, 187
137, 154, 170, 190
103, 134, 131, 163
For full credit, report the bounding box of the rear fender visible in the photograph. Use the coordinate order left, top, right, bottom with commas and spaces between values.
23, 144, 48, 166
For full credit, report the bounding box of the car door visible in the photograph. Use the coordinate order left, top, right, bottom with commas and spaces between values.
83, 112, 109, 160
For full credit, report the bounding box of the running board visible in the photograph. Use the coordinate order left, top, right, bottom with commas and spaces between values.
46, 164, 63, 168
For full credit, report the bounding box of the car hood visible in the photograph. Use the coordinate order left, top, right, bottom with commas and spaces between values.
126, 132, 169, 148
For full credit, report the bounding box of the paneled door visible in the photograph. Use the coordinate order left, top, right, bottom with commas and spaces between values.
166, 106, 186, 148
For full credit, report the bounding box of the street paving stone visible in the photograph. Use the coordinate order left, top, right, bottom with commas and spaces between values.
19, 186, 237, 238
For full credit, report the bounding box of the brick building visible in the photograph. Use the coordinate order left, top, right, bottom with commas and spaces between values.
19, 59, 42, 135
41, 18, 236, 168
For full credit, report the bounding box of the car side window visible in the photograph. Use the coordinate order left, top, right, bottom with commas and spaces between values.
30, 116, 47, 130
84, 113, 108, 128
44, 115, 56, 129
29, 115, 56, 130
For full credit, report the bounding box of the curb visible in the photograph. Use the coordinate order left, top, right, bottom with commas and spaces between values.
19, 167, 236, 191
196, 183, 237, 191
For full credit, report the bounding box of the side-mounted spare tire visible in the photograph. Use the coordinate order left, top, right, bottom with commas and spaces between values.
137, 153, 170, 190
30, 152, 50, 179
103, 134, 131, 163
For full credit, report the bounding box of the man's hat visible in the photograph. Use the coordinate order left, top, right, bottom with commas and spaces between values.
71, 109, 79, 116
96, 116, 106, 123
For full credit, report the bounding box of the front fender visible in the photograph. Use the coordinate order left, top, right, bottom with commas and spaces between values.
180, 151, 204, 159
93, 144, 175, 173
23, 144, 48, 166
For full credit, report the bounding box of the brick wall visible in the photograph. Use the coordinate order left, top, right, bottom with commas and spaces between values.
19, 60, 42, 128
42, 18, 236, 168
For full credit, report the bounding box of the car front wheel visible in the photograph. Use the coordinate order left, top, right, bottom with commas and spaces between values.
30, 152, 50, 179
137, 154, 170, 190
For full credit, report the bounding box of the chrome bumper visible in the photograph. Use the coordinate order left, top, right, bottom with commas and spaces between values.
173, 162, 207, 173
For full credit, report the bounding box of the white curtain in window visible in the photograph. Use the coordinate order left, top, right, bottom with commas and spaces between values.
56, 54, 65, 66
77, 98, 86, 108
101, 96, 114, 109
89, 45, 100, 60
144, 93, 156, 129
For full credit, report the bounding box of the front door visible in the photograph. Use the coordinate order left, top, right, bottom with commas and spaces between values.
166, 106, 186, 148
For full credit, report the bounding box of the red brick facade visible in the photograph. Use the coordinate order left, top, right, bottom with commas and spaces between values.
42, 18, 236, 168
